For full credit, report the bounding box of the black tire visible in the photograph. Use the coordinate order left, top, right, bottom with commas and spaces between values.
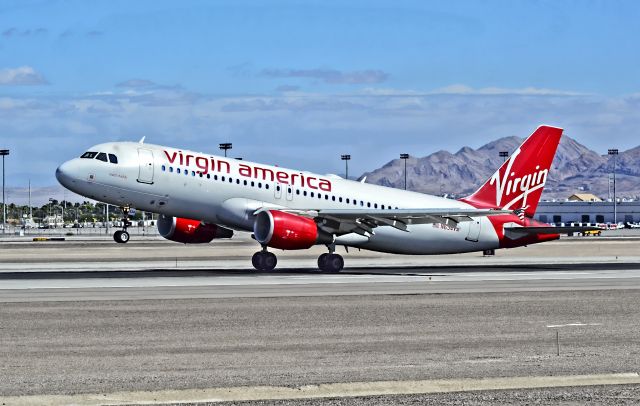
324, 254, 344, 273
317, 253, 329, 271
252, 252, 264, 271
114, 230, 130, 243
263, 252, 277, 272
113, 230, 123, 243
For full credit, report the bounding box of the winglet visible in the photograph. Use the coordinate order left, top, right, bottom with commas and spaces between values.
138, 136, 146, 144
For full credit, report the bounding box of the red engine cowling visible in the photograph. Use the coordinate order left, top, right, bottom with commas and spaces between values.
253, 210, 333, 250
157, 215, 233, 243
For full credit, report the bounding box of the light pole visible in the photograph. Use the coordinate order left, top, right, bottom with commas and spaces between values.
400, 153, 409, 190
1, 149, 9, 234
499, 151, 509, 162
219, 143, 232, 157
608, 149, 619, 224
341, 154, 351, 179
48, 198, 56, 228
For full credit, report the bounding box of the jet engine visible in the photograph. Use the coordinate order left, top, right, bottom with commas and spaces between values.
157, 215, 233, 243
253, 210, 333, 250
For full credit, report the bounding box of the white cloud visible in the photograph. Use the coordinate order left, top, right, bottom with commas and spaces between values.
0, 66, 48, 86
430, 84, 587, 96
261, 68, 389, 85
1, 85, 638, 189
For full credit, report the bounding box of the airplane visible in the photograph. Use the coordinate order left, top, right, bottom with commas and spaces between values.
56, 125, 592, 272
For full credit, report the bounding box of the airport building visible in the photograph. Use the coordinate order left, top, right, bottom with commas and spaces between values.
535, 200, 640, 224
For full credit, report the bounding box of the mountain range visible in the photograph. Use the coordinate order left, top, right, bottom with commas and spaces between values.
360, 135, 640, 200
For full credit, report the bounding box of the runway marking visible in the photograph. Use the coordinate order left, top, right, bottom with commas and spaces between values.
2, 373, 639, 405
546, 323, 603, 328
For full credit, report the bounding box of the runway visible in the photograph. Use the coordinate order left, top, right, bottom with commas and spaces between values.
1, 236, 639, 403
2, 263, 640, 302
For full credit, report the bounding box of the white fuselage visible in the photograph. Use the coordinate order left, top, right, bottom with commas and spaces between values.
56, 141, 500, 254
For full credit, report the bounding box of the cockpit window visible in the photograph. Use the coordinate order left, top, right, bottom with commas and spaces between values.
81, 152, 97, 159
96, 152, 108, 162
108, 154, 118, 164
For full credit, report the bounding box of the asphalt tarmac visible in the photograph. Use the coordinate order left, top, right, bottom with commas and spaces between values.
1, 235, 639, 404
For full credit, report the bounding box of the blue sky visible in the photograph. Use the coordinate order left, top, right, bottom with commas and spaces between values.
1, 0, 640, 191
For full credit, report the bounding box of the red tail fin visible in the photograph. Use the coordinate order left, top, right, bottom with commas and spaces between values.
461, 125, 563, 218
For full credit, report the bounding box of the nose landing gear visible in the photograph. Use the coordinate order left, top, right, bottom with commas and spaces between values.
113, 206, 133, 244
252, 247, 277, 272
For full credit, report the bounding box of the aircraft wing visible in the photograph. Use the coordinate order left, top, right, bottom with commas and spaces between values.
504, 225, 600, 239
261, 208, 511, 236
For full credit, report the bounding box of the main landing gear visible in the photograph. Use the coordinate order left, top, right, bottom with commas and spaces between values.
113, 206, 132, 244
317, 245, 344, 273
252, 247, 278, 272
250, 247, 345, 273
317, 253, 344, 273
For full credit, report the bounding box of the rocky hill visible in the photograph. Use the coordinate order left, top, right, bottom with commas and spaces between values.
360, 136, 639, 200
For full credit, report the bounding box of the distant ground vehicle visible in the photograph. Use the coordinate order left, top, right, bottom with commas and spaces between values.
581, 229, 602, 236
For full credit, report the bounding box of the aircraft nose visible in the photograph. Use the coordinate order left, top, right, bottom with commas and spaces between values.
55, 160, 75, 188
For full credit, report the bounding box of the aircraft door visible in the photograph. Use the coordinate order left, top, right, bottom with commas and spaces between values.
274, 182, 282, 199
285, 185, 293, 201
465, 218, 481, 242
137, 149, 154, 184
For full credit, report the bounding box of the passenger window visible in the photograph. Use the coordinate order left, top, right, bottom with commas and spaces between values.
162, 165, 166, 171
81, 152, 97, 159
303, 191, 307, 196
170, 167, 173, 173
177, 168, 181, 174
96, 152, 108, 162
258, 182, 262, 188
251, 181, 255, 187
311, 192, 314, 197
244, 180, 248, 186
108, 154, 118, 164
207, 174, 210, 179
265, 184, 269, 190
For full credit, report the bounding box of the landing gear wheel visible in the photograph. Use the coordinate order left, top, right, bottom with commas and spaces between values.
252, 251, 277, 272
319, 253, 343, 273
263, 252, 277, 271
317, 253, 329, 270
113, 230, 130, 244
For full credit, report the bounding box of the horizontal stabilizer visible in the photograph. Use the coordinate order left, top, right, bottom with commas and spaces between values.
504, 226, 600, 240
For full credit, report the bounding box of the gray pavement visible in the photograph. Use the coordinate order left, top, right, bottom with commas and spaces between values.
1, 291, 640, 398
1, 236, 640, 403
